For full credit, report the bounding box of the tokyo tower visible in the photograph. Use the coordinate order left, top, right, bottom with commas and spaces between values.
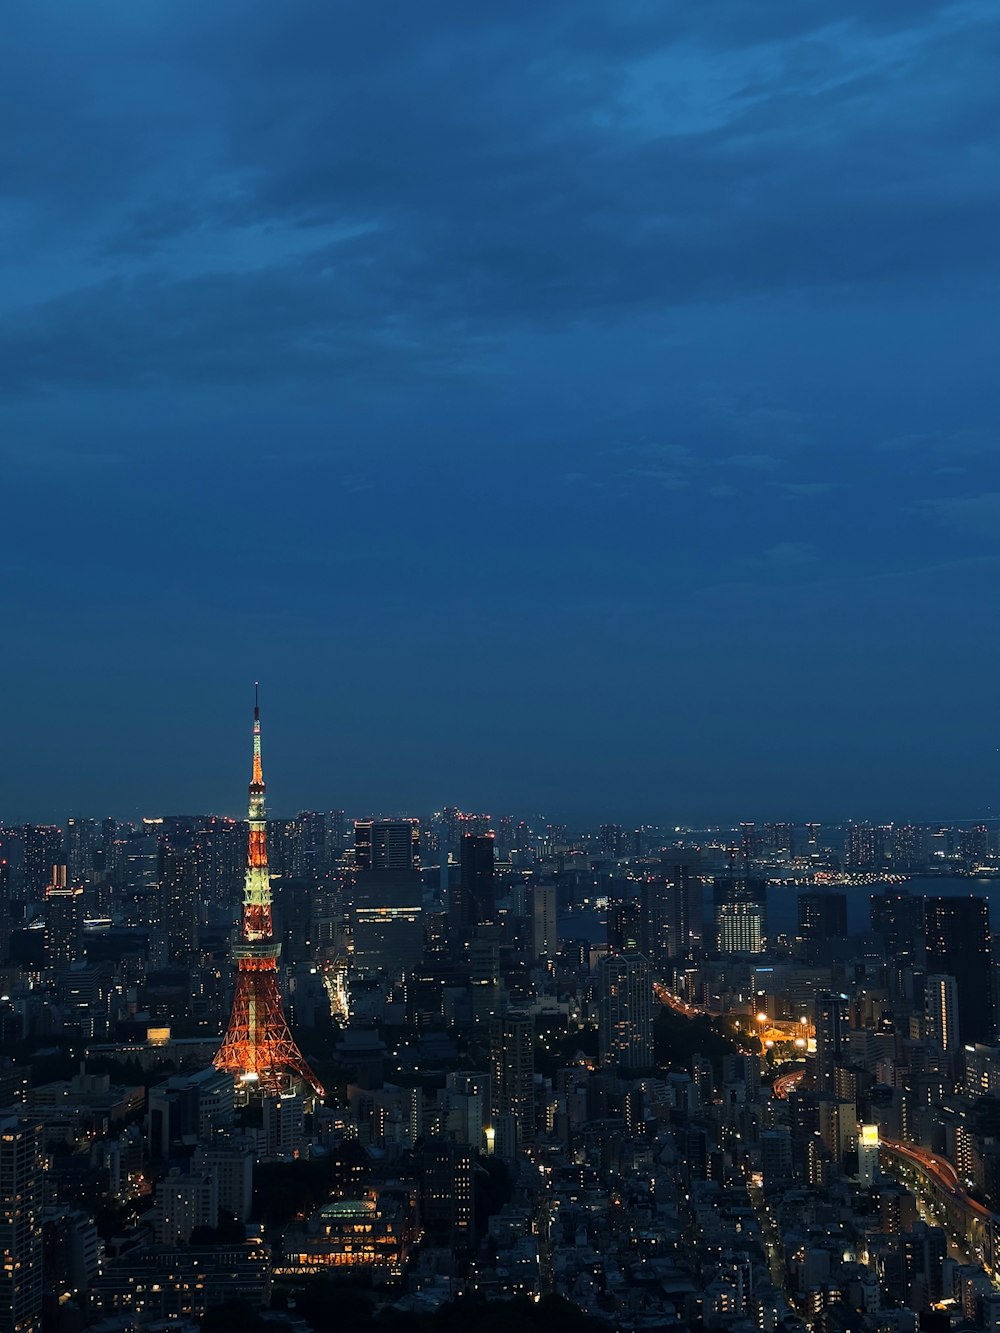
214, 688, 325, 1097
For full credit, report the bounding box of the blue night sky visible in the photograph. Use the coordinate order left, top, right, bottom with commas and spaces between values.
2, 1, 999, 824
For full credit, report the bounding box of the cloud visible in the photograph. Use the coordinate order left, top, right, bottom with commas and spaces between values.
0, 0, 998, 395
920, 493, 1000, 541
777, 481, 845, 497
762, 541, 819, 567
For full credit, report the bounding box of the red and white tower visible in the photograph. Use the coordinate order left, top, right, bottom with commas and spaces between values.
214, 688, 324, 1096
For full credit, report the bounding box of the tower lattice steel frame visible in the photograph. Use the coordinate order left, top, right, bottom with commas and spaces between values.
214, 688, 324, 1096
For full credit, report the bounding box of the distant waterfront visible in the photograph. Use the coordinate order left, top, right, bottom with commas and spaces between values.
558, 872, 1000, 946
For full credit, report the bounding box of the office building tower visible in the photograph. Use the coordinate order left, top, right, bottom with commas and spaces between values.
194, 817, 244, 915
713, 877, 767, 954
890, 824, 928, 872
738, 822, 760, 863
597, 951, 653, 1071
328, 810, 347, 859
870, 886, 925, 962
764, 823, 795, 854
530, 882, 558, 960
641, 850, 703, 967
351, 868, 424, 980
416, 1139, 474, 1250
607, 897, 641, 954
290, 811, 328, 880
845, 823, 882, 869
214, 691, 324, 1096
599, 824, 626, 857
925, 896, 994, 1045
451, 833, 495, 936
158, 842, 199, 962
797, 890, 848, 942
64, 818, 98, 883
20, 825, 63, 901
0, 1116, 43, 1333
806, 822, 821, 847
264, 1091, 306, 1160
354, 820, 420, 871
924, 974, 960, 1054
0, 858, 10, 965
44, 868, 83, 970
489, 1011, 534, 1153
153, 1170, 219, 1245
814, 992, 848, 1096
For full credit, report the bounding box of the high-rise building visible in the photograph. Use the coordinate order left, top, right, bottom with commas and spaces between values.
814, 992, 848, 1096
20, 826, 63, 901
925, 896, 994, 1045
924, 974, 960, 1054
158, 842, 199, 962
764, 823, 795, 854
351, 869, 424, 980
0, 858, 10, 966
64, 818, 98, 883
845, 823, 882, 869
452, 834, 495, 936
870, 887, 925, 960
530, 882, 558, 961
0, 1116, 44, 1333
489, 1011, 534, 1154
354, 820, 420, 872
44, 868, 83, 970
797, 890, 848, 942
607, 897, 641, 954
641, 850, 703, 968
214, 691, 324, 1096
597, 951, 653, 1071
292, 812, 329, 880
713, 878, 767, 955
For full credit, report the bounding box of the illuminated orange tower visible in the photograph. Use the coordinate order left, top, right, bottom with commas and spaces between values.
214, 688, 324, 1096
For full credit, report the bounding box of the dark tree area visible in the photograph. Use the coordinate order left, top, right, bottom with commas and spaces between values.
253, 1291, 607, 1333
252, 1160, 342, 1227
653, 1007, 742, 1078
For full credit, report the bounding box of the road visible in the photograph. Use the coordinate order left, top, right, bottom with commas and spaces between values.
881, 1138, 993, 1223
772, 1068, 805, 1100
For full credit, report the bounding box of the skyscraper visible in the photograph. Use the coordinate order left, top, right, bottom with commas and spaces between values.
530, 882, 558, 961
597, 951, 653, 1071
44, 867, 83, 970
641, 849, 703, 968
0, 1116, 43, 1333
158, 841, 199, 962
214, 690, 324, 1096
489, 1011, 534, 1154
450, 833, 495, 938
924, 974, 960, 1054
797, 890, 848, 942
814, 992, 848, 1096
354, 820, 420, 871
925, 896, 994, 1045
713, 877, 767, 955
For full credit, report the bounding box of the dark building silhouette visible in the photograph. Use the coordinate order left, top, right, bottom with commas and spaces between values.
925, 896, 994, 1045
450, 833, 495, 937
158, 842, 199, 962
640, 849, 703, 968
607, 897, 641, 954
797, 890, 848, 941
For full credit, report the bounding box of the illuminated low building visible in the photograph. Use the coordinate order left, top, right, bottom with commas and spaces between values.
278, 1191, 414, 1278
93, 1244, 271, 1318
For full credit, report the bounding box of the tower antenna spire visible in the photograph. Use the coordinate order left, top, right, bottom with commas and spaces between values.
214, 691, 324, 1098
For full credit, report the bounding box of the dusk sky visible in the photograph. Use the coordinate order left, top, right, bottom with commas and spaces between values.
2, 1, 999, 824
